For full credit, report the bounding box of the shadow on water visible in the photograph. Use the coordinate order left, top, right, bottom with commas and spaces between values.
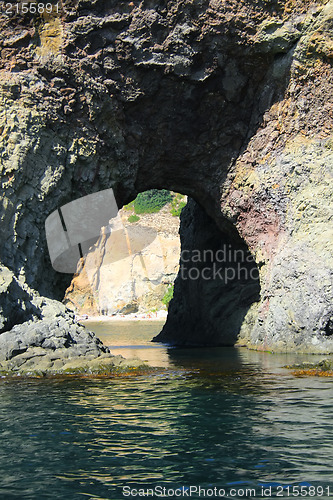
87, 319, 329, 376
1, 321, 332, 498
1, 348, 333, 499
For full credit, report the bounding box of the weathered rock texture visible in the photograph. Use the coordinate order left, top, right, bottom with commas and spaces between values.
63, 205, 180, 315
0, 0, 333, 364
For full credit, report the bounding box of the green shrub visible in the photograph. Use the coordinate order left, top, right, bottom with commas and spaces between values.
134, 189, 172, 214
123, 201, 135, 211
162, 285, 174, 309
128, 214, 140, 223
170, 200, 186, 216
170, 193, 186, 216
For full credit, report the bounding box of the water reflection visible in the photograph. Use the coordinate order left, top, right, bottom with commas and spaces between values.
1, 321, 333, 499
87, 319, 329, 375
86, 320, 171, 367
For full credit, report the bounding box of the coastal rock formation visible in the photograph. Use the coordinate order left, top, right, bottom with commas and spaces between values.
63, 205, 180, 315
155, 198, 261, 346
0, 0, 333, 367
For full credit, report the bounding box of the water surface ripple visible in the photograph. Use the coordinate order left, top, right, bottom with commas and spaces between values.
0, 321, 332, 499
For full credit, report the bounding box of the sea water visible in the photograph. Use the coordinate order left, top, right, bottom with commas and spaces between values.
0, 321, 332, 499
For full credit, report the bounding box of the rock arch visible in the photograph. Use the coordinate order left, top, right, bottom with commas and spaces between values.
0, 0, 333, 360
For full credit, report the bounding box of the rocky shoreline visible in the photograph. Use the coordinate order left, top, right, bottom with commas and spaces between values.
0, 349, 151, 378
81, 311, 168, 323
0, 297, 152, 377
63, 203, 180, 317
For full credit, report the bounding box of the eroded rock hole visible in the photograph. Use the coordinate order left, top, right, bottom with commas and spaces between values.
53, 190, 260, 348
154, 199, 261, 346
63, 189, 184, 322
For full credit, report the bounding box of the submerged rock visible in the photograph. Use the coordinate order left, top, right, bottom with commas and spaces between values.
285, 358, 333, 376
0, 348, 149, 378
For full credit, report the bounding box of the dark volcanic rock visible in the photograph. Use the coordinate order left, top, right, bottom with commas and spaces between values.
0, 289, 115, 374
155, 199, 261, 346
0, 0, 333, 365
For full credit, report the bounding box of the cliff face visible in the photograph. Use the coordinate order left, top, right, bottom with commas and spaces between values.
0, 0, 333, 364
63, 205, 180, 315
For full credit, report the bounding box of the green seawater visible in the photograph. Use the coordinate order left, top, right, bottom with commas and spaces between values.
0, 321, 333, 499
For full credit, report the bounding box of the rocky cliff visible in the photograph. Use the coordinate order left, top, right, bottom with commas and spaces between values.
0, 0, 333, 371
63, 203, 180, 315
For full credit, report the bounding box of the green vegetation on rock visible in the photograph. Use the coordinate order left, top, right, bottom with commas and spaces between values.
170, 193, 186, 216
124, 190, 186, 218
124, 201, 135, 211
128, 214, 140, 223
134, 189, 172, 214
162, 285, 174, 309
